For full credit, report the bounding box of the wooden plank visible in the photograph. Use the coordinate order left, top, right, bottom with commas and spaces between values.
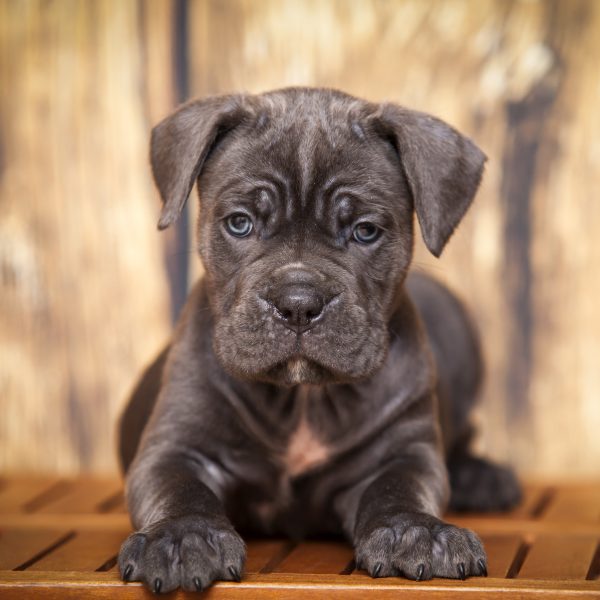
448, 516, 600, 537
479, 534, 523, 579
0, 529, 68, 570
1, 479, 600, 597
246, 540, 291, 574
26, 531, 124, 572
509, 484, 555, 519
1, 571, 600, 599
5, 512, 600, 536
0, 514, 131, 530
543, 487, 600, 523
34, 479, 123, 514
518, 534, 599, 580
95, 490, 126, 514
272, 541, 354, 574
0, 478, 61, 513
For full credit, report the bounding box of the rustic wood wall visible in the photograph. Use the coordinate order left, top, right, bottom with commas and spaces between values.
1, 0, 599, 478
0, 0, 176, 474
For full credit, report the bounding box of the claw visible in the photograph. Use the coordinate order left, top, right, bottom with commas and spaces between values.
193, 576, 203, 592
478, 559, 488, 577
457, 562, 466, 580
373, 562, 383, 578
416, 564, 425, 581
228, 566, 241, 582
122, 564, 133, 582
153, 578, 162, 594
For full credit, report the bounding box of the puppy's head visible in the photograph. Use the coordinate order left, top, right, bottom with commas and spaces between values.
151, 88, 485, 385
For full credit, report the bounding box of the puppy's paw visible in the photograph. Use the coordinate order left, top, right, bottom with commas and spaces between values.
118, 515, 245, 593
448, 454, 522, 512
355, 513, 487, 581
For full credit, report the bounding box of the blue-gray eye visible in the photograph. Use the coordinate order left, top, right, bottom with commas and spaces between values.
225, 213, 253, 237
352, 222, 381, 244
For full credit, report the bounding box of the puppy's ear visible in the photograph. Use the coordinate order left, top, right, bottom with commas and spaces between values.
151, 95, 249, 230
376, 104, 486, 257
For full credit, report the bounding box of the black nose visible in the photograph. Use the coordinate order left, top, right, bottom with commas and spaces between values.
269, 283, 325, 332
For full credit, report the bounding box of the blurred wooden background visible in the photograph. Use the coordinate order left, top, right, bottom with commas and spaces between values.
0, 0, 599, 477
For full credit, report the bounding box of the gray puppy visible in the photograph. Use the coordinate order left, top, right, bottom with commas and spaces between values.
118, 87, 521, 593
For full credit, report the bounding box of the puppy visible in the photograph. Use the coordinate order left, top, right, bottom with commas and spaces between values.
118, 87, 521, 593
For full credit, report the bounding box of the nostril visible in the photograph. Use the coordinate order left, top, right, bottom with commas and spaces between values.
306, 307, 322, 320
279, 307, 293, 321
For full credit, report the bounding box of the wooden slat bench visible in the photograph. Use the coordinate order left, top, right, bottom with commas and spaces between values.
0, 477, 599, 598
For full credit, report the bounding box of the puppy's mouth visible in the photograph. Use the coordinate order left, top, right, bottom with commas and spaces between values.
213, 292, 389, 385
265, 356, 334, 386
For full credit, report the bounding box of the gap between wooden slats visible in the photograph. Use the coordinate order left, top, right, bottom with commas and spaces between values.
479, 534, 523, 578
502, 484, 552, 519
518, 534, 599, 580
587, 541, 600, 580
0, 529, 68, 570
95, 490, 126, 514
245, 540, 293, 574
24, 530, 125, 572
32, 478, 123, 514
542, 487, 600, 522
271, 541, 355, 575
0, 478, 61, 513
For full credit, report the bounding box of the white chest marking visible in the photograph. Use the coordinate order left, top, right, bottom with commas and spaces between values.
284, 418, 330, 477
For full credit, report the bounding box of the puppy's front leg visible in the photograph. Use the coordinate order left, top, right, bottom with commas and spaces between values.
351, 441, 487, 581
118, 447, 244, 593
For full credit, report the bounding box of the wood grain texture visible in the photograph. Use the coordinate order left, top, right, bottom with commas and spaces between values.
0, 478, 600, 598
1, 0, 600, 478
1, 572, 599, 600
0, 0, 173, 475
0, 478, 60, 512
0, 529, 68, 570
272, 541, 354, 574
478, 534, 523, 579
245, 540, 293, 574
27, 530, 122, 572
518, 534, 599, 581
31, 478, 123, 514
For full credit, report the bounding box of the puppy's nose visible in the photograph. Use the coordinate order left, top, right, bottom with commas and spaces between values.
270, 283, 325, 333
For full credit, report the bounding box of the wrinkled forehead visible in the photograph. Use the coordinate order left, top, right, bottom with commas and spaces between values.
201, 100, 405, 219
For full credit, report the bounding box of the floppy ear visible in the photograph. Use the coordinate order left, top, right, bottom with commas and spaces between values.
376, 104, 486, 257
150, 94, 249, 230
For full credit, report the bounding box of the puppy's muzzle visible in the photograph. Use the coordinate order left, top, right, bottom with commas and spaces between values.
269, 282, 326, 333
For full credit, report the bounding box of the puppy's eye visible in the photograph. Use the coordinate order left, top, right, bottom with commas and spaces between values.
225, 213, 253, 238
352, 222, 381, 244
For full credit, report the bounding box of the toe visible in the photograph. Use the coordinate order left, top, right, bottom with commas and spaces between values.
394, 525, 433, 580
118, 533, 146, 583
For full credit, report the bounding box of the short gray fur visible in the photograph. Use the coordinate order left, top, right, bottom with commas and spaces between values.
117, 88, 520, 593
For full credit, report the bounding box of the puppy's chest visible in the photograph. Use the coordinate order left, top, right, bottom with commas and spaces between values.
243, 393, 338, 532
283, 416, 330, 477
245, 418, 332, 534
235, 385, 386, 534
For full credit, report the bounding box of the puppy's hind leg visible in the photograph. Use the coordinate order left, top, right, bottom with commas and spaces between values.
447, 433, 522, 512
